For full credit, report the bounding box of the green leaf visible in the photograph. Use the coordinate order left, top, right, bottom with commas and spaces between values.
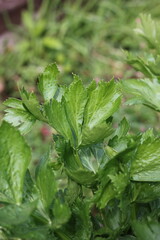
131, 138, 160, 181
134, 14, 160, 50
64, 76, 87, 147
65, 148, 97, 186
0, 121, 31, 204
35, 150, 57, 211
82, 120, 114, 146
122, 79, 160, 112
46, 77, 88, 148
82, 80, 121, 145
132, 182, 160, 203
20, 88, 46, 122
132, 220, 160, 240
13, 225, 51, 240
83, 80, 121, 128
38, 63, 59, 101
119, 236, 136, 240
72, 199, 92, 240
4, 98, 36, 134
115, 117, 130, 139
52, 191, 71, 229
0, 201, 37, 227
125, 52, 154, 78
45, 98, 72, 141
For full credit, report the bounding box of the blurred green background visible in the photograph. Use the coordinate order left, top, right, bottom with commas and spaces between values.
1, 0, 160, 166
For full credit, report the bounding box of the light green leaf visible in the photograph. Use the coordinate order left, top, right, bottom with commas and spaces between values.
4, 98, 36, 134
134, 14, 160, 50
125, 52, 154, 78
115, 117, 130, 139
122, 79, 160, 112
0, 121, 31, 204
131, 138, 160, 181
43, 37, 62, 50
38, 63, 59, 101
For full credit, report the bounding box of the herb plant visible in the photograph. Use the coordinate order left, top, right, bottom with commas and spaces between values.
1, 63, 160, 239
122, 14, 160, 112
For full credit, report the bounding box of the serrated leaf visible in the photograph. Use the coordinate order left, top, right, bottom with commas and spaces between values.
45, 98, 72, 141
20, 89, 46, 122
0, 201, 37, 227
134, 14, 160, 50
82, 80, 121, 145
13, 225, 51, 240
0, 121, 31, 204
65, 148, 97, 186
82, 120, 113, 146
64, 77, 87, 147
83, 80, 121, 128
4, 98, 36, 134
132, 220, 160, 240
125, 52, 154, 78
52, 191, 71, 229
132, 182, 160, 203
115, 117, 130, 139
73, 199, 92, 240
131, 138, 160, 181
38, 63, 59, 101
122, 79, 160, 112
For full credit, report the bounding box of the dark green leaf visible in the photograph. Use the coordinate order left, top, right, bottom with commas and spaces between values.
0, 201, 37, 227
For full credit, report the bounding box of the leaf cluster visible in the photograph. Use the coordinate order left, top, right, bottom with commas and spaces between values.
2, 63, 160, 239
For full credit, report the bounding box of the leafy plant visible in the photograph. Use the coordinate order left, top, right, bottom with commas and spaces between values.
1, 63, 160, 239
122, 14, 160, 112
